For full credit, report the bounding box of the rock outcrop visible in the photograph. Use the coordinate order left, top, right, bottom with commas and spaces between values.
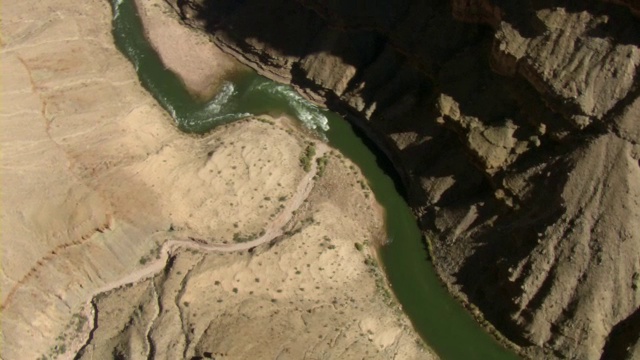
171, 0, 640, 358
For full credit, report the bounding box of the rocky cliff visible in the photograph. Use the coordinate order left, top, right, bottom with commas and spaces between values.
169, 0, 640, 358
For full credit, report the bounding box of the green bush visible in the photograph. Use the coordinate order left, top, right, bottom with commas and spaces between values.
299, 144, 316, 172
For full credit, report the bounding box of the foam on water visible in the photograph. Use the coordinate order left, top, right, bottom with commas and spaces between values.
113, 0, 125, 19
111, 0, 329, 135
203, 82, 236, 113
181, 82, 252, 129
182, 112, 252, 128
252, 80, 329, 132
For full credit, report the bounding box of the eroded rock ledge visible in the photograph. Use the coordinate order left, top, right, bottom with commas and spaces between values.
170, 0, 640, 358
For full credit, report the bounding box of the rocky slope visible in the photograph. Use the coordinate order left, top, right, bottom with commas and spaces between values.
170, 0, 640, 358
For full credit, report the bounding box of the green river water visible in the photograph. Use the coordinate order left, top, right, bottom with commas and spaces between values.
112, 0, 519, 358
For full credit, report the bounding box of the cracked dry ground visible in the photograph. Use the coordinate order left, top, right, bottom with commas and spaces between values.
1, 0, 430, 359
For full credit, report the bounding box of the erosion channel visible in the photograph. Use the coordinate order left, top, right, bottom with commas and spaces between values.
113, 0, 519, 358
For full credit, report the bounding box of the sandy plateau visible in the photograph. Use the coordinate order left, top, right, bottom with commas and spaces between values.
1, 0, 430, 359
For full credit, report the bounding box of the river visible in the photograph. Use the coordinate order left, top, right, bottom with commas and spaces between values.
111, 0, 519, 358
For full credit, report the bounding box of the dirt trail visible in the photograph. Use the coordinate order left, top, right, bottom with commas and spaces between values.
91, 140, 329, 296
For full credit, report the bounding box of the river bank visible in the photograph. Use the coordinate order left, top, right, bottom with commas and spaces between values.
166, 1, 640, 358
1, 0, 429, 358
120, 0, 521, 358
132, 0, 244, 99
140, 1, 522, 358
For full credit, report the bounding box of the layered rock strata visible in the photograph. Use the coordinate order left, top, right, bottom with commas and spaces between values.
170, 0, 640, 358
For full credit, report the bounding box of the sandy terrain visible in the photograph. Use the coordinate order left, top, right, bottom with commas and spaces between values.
88, 135, 329, 298
1, 0, 433, 359
75, 144, 430, 360
134, 0, 243, 99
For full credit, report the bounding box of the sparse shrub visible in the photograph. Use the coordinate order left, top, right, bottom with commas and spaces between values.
315, 155, 329, 177
299, 144, 316, 172
72, 313, 88, 333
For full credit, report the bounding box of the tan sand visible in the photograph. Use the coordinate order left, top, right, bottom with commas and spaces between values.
134, 0, 244, 99
1, 0, 434, 358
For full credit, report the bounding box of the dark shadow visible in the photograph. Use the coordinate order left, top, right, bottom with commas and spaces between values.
185, 0, 541, 142
350, 114, 409, 199
324, 99, 411, 199
491, 0, 546, 38
187, 0, 488, 71
452, 148, 575, 346
194, 0, 328, 58
172, 0, 640, 353
601, 307, 640, 360
588, 16, 640, 46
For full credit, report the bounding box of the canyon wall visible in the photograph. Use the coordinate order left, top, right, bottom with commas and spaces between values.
170, 0, 640, 358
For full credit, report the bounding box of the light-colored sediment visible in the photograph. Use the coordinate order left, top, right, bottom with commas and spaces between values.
1, 0, 432, 359
76, 142, 430, 360
88, 137, 329, 298
135, 0, 243, 99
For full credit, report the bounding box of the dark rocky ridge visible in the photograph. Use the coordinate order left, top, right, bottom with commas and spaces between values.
167, 0, 640, 358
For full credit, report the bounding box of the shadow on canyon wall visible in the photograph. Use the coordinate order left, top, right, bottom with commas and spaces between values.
183, 0, 548, 344
174, 0, 640, 357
